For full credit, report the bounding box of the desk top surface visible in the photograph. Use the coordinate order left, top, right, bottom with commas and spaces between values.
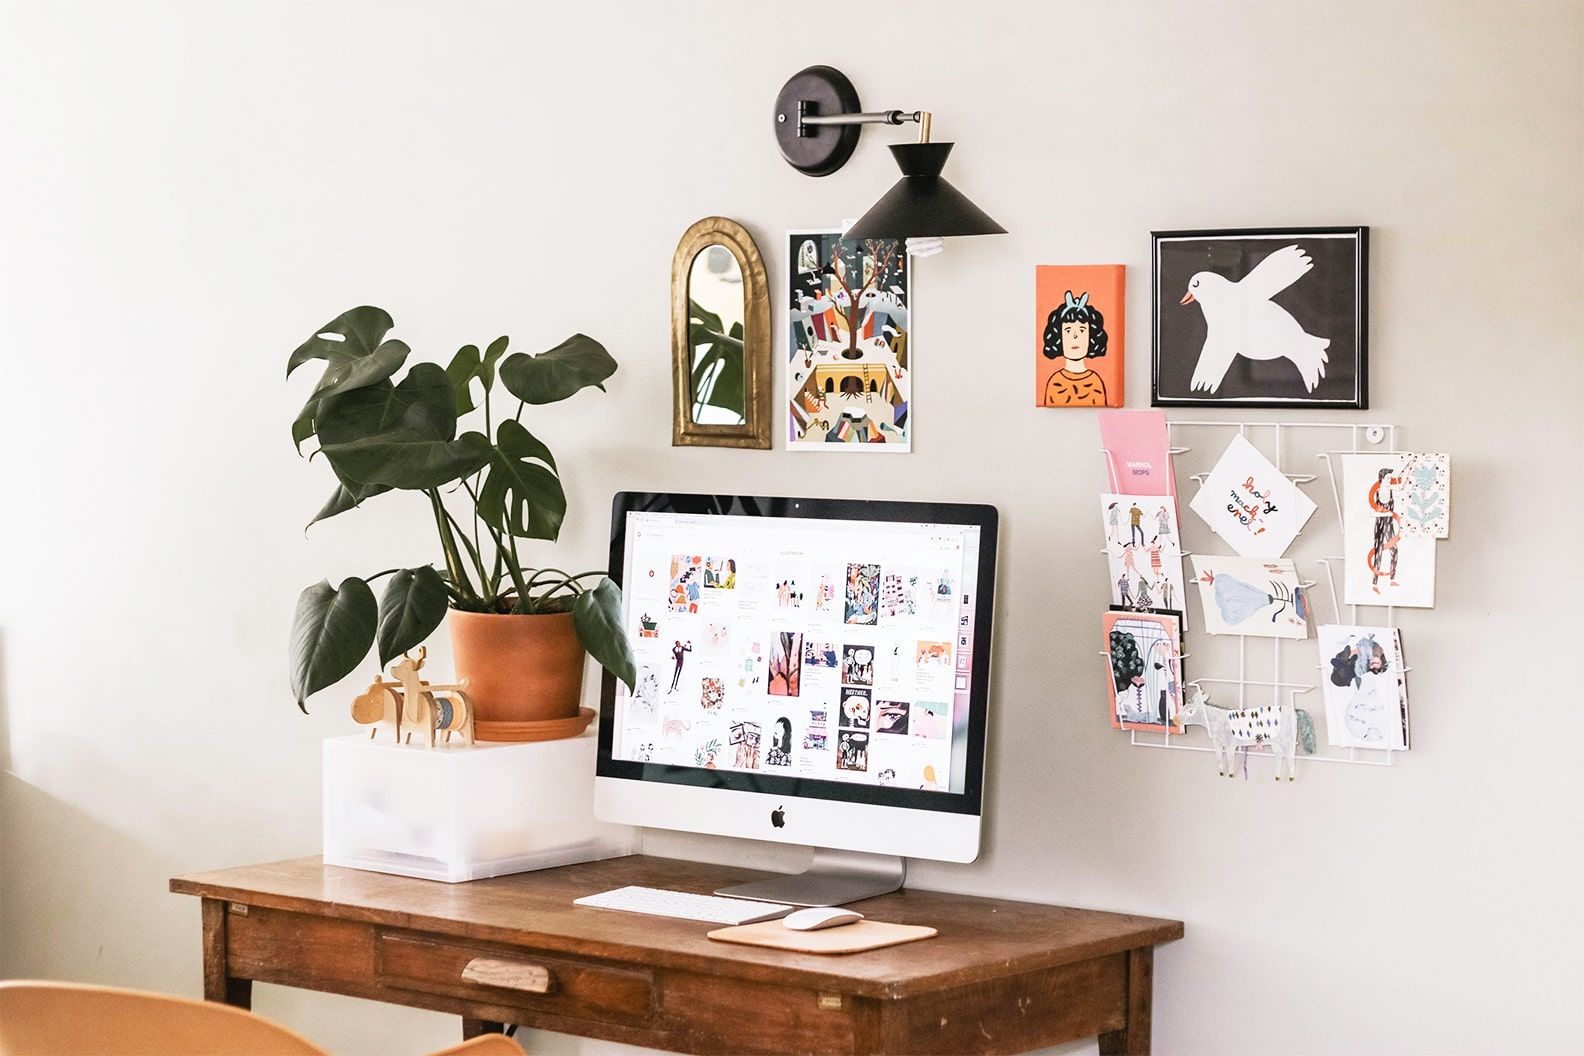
172, 855, 1182, 999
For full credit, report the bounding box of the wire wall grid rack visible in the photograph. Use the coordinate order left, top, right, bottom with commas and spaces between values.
1100, 419, 1411, 773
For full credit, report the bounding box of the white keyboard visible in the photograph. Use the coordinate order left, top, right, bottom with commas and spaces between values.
573, 885, 793, 925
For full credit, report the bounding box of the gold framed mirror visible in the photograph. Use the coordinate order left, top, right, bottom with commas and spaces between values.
671, 217, 770, 448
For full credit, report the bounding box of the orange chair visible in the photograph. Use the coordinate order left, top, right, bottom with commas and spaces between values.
0, 981, 524, 1056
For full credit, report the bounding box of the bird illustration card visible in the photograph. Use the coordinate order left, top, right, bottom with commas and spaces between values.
1341, 454, 1436, 607
1188, 435, 1316, 558
1152, 228, 1368, 409
1399, 452, 1450, 538
1103, 610, 1184, 733
786, 228, 912, 452
1035, 265, 1124, 408
1097, 410, 1177, 499
1101, 493, 1188, 623
1318, 624, 1409, 750
1190, 556, 1310, 639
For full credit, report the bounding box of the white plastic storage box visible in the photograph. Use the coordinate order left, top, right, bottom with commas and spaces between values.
323, 729, 634, 883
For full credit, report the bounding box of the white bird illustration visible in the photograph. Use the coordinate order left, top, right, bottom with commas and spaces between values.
1180, 244, 1330, 394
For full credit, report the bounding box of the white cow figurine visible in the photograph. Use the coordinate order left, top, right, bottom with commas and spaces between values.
1180, 687, 1316, 781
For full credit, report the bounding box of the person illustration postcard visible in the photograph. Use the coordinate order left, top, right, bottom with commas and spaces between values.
1101, 493, 1187, 626
1341, 454, 1435, 607
1034, 265, 1124, 408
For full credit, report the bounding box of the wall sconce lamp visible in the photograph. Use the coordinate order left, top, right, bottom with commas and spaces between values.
773, 65, 1006, 254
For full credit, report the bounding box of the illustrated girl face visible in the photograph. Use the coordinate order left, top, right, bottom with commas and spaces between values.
1061, 320, 1091, 358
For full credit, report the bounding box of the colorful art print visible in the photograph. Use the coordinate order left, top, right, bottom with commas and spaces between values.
786, 229, 912, 451
767, 631, 803, 696
814, 574, 838, 611
637, 613, 660, 638
668, 554, 705, 613
1188, 435, 1316, 558
803, 640, 838, 668
915, 640, 951, 667
1318, 625, 1408, 750
839, 687, 872, 729
1035, 265, 1124, 408
1399, 452, 1450, 539
1097, 410, 1177, 499
845, 562, 880, 625
729, 721, 762, 769
699, 677, 726, 710
836, 730, 870, 771
1342, 454, 1436, 608
909, 700, 949, 739
874, 700, 910, 735
702, 558, 738, 589
1102, 493, 1187, 621
774, 578, 804, 607
802, 731, 828, 751
693, 738, 723, 769
765, 716, 793, 766
1189, 557, 1309, 639
879, 570, 917, 618
1104, 611, 1184, 733
841, 644, 875, 686
1152, 228, 1368, 409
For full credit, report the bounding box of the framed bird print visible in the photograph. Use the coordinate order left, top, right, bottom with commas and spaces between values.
1152, 227, 1368, 409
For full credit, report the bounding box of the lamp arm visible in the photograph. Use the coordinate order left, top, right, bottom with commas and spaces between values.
799, 109, 922, 129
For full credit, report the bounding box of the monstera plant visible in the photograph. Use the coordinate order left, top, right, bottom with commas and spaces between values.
286, 305, 634, 730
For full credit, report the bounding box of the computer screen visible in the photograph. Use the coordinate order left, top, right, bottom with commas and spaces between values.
597, 493, 995, 818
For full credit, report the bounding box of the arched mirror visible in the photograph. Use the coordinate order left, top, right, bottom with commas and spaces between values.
671, 217, 770, 448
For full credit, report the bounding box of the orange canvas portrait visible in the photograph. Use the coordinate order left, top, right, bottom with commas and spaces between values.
1034, 265, 1125, 408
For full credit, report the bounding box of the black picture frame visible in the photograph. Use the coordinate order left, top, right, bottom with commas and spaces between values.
1152, 226, 1368, 409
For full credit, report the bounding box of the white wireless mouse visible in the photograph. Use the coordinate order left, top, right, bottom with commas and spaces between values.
782, 907, 864, 931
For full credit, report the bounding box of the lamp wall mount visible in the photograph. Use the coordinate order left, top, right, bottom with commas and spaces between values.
774, 65, 930, 176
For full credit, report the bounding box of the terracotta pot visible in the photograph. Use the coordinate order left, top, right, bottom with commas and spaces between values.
448, 608, 588, 741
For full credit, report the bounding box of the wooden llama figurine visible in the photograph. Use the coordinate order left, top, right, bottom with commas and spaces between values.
350, 677, 405, 743
389, 647, 475, 748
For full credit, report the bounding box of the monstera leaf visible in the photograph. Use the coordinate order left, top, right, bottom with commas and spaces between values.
573, 577, 635, 691
307, 479, 392, 530
317, 364, 490, 490
499, 334, 617, 405
286, 307, 402, 450
289, 577, 377, 712
477, 419, 565, 540
376, 566, 449, 668
688, 299, 745, 419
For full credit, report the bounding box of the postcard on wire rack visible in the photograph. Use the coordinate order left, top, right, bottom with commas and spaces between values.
1190, 556, 1310, 639
1096, 410, 1176, 499
1341, 454, 1436, 607
1188, 434, 1316, 558
1398, 452, 1450, 539
1318, 624, 1409, 750
1101, 493, 1188, 621
1103, 610, 1184, 733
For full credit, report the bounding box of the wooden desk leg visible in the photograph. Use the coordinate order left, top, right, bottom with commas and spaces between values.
462, 1019, 507, 1040
200, 898, 252, 1010
1098, 946, 1153, 1056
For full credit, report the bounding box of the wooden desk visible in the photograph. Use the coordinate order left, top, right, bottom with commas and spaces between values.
170, 856, 1181, 1055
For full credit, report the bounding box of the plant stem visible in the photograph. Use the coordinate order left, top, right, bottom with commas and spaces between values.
442, 501, 492, 599
427, 489, 477, 602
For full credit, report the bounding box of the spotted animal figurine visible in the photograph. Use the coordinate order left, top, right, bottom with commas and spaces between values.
1180, 686, 1316, 781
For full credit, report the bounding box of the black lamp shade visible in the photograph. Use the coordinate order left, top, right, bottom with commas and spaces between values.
843, 143, 1006, 241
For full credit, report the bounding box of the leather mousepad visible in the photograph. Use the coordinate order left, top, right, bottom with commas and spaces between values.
707, 919, 937, 955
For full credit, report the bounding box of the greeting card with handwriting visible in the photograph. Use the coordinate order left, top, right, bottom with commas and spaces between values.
1188, 435, 1315, 558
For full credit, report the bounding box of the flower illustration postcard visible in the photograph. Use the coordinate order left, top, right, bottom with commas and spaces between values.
1318, 624, 1409, 750
1190, 556, 1310, 639
1399, 452, 1450, 538
1104, 610, 1184, 733
1188, 435, 1315, 558
1342, 454, 1436, 607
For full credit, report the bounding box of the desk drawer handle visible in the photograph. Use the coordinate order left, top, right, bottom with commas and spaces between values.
460, 957, 552, 993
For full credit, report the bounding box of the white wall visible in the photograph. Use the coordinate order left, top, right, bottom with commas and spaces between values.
2, 2, 1580, 1053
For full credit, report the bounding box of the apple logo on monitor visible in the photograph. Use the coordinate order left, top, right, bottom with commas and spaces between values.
770, 806, 786, 829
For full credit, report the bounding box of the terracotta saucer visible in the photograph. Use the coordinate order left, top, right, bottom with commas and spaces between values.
475, 707, 595, 743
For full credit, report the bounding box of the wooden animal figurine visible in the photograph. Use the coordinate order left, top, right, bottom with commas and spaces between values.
1180, 686, 1316, 781
351, 677, 406, 743
389, 647, 475, 747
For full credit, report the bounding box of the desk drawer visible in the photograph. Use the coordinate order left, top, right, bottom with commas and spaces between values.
375, 932, 654, 1025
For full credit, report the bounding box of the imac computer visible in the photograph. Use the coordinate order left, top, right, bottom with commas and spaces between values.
594, 492, 997, 906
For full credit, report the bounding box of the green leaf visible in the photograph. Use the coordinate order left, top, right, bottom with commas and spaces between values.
477, 419, 566, 540
481, 334, 509, 389
376, 566, 450, 668
687, 300, 745, 418
317, 364, 489, 490
573, 578, 635, 691
289, 577, 377, 712
445, 344, 481, 416
292, 340, 411, 451
306, 479, 392, 531
287, 306, 394, 377
499, 333, 617, 405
